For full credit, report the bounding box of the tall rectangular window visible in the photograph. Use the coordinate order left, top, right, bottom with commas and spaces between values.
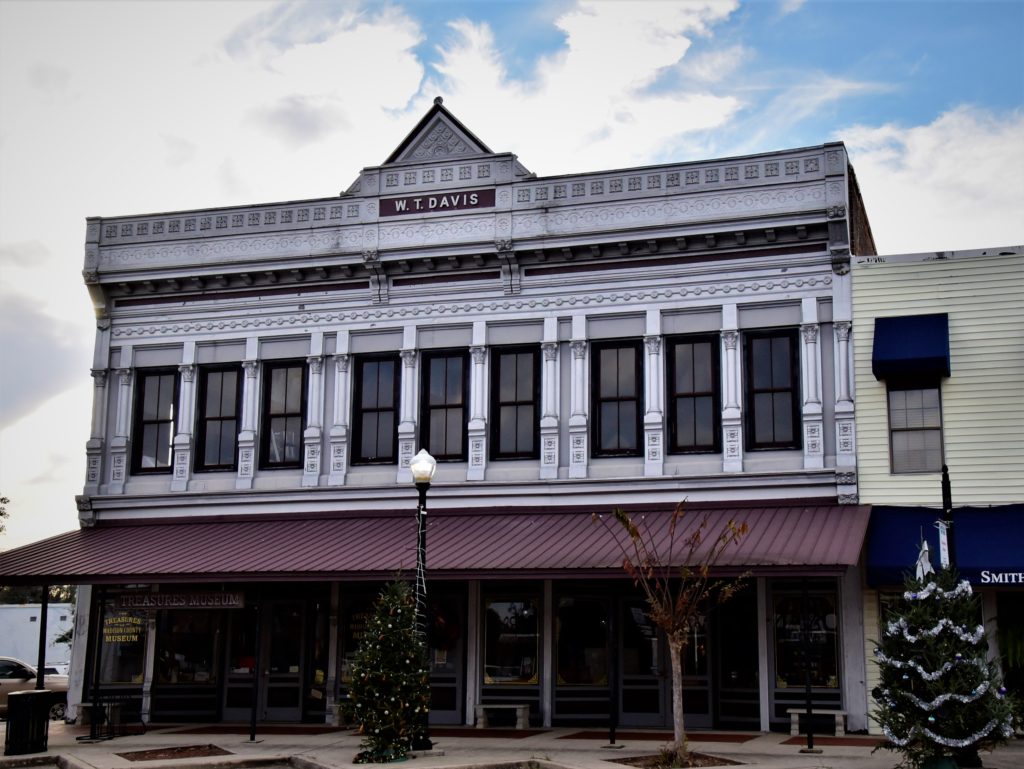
744, 330, 801, 450
490, 346, 539, 459
421, 350, 468, 460
888, 384, 943, 473
667, 335, 720, 453
131, 368, 179, 473
260, 361, 307, 469
352, 354, 400, 464
592, 340, 642, 457
195, 365, 241, 472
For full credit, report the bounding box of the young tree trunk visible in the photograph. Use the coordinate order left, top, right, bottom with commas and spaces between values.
668, 635, 689, 763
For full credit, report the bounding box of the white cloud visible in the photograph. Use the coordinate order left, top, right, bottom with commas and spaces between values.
843, 107, 1024, 253
780, 0, 807, 16
423, 0, 742, 173
676, 44, 750, 84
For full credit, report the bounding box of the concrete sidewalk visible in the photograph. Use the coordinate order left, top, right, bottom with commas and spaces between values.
2, 722, 1022, 769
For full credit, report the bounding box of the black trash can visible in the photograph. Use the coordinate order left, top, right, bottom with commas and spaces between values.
3, 690, 51, 756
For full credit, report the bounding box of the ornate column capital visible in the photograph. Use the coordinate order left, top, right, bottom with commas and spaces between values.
242, 360, 258, 378
722, 330, 739, 350
307, 355, 323, 375
334, 353, 350, 373
801, 324, 819, 344
91, 369, 107, 387
542, 341, 558, 361
178, 363, 195, 382
571, 340, 587, 360
644, 335, 661, 354
401, 349, 417, 368
117, 368, 132, 386
471, 345, 487, 365
834, 321, 852, 342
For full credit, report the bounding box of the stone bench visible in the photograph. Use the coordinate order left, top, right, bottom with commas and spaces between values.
786, 708, 847, 736
474, 703, 530, 729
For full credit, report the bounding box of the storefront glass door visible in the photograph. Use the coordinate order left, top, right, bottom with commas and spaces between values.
223, 600, 305, 722
619, 600, 712, 728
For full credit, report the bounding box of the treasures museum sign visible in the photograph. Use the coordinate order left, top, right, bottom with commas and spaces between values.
116, 592, 245, 609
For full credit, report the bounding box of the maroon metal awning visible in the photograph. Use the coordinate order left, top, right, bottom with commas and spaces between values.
0, 504, 870, 585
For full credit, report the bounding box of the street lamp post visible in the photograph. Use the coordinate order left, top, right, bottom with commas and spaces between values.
409, 448, 437, 751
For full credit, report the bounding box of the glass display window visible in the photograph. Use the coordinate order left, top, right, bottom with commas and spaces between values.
483, 597, 539, 685
772, 584, 840, 689
156, 610, 223, 684
98, 602, 146, 684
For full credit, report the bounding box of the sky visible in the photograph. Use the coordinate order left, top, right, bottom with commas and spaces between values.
1, 0, 1022, 551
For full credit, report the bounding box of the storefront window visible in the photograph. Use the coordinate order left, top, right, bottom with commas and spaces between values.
681, 614, 708, 677
484, 598, 539, 685
556, 597, 608, 685
156, 610, 222, 684
773, 586, 840, 689
99, 603, 146, 684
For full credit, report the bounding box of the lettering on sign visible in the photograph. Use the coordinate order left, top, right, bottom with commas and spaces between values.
980, 571, 1024, 584
103, 612, 144, 644
379, 188, 495, 217
117, 592, 245, 610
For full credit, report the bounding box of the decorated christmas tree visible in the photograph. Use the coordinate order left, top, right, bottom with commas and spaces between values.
347, 580, 431, 763
873, 543, 1016, 768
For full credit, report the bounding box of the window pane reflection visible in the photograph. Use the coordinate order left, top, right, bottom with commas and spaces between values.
484, 599, 539, 685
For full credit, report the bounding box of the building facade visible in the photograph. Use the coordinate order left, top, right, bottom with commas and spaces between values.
1, 101, 877, 731
853, 246, 1024, 732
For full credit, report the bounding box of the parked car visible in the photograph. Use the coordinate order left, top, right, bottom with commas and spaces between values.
0, 656, 68, 720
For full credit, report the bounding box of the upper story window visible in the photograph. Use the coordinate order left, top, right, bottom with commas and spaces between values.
131, 368, 179, 473
195, 365, 242, 472
667, 335, 721, 453
591, 340, 643, 457
352, 354, 400, 464
260, 360, 307, 469
490, 346, 539, 460
888, 384, 944, 473
421, 350, 469, 461
744, 330, 801, 450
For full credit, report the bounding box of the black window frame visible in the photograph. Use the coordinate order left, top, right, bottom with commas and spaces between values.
351, 353, 401, 465
489, 345, 541, 460
130, 367, 180, 474
420, 349, 470, 462
258, 359, 308, 470
743, 329, 801, 450
666, 334, 722, 454
194, 363, 243, 473
591, 339, 644, 458
886, 379, 945, 474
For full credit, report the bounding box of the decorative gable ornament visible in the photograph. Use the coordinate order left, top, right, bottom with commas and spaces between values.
385, 96, 492, 165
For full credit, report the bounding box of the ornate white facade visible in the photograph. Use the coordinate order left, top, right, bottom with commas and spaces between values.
66, 100, 880, 731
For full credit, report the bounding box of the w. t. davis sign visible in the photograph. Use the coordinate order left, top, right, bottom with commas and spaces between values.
379, 188, 495, 217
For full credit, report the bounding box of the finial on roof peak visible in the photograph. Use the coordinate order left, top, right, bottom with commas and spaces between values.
433, 96, 444, 106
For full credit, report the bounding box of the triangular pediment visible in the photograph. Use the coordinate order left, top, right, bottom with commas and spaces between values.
384, 97, 492, 165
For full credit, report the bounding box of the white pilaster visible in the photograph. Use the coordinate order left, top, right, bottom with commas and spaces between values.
397, 325, 419, 483
721, 305, 743, 472
303, 354, 324, 487
643, 332, 665, 477
568, 329, 589, 479
109, 363, 133, 494
800, 301, 825, 470
467, 335, 487, 481
328, 348, 351, 486
236, 359, 259, 489
84, 369, 108, 494
833, 320, 858, 502
170, 362, 196, 491
539, 325, 560, 480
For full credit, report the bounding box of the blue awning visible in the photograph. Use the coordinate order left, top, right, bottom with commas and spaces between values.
867, 504, 1024, 586
872, 313, 950, 380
